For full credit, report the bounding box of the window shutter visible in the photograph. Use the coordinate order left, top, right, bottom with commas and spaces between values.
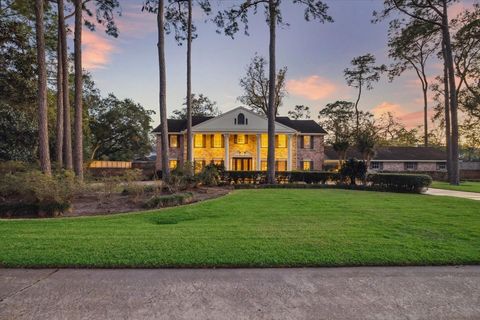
210, 135, 214, 147
234, 135, 237, 144
202, 134, 206, 148
275, 136, 279, 148
310, 161, 314, 171
245, 135, 248, 144
300, 136, 304, 149
221, 135, 225, 148
300, 161, 304, 170
310, 136, 314, 149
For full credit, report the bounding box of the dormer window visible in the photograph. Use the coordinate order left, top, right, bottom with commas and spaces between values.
234, 113, 247, 125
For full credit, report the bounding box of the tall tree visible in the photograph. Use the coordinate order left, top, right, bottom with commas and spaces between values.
374, 0, 461, 185
35, 0, 51, 174
344, 53, 386, 132
238, 54, 287, 115
388, 21, 439, 146
215, 0, 332, 183
73, 0, 83, 179
55, 5, 64, 169
58, 0, 73, 170
288, 105, 311, 119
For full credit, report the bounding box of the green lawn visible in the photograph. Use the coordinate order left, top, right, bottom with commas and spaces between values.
431, 181, 480, 193
1, 189, 479, 268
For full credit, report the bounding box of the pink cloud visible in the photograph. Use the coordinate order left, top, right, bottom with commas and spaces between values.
372, 102, 433, 129
82, 30, 116, 70
287, 75, 338, 100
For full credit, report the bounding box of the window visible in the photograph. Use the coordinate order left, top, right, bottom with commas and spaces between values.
276, 135, 287, 148
370, 162, 383, 170
169, 135, 179, 148
211, 134, 223, 148
234, 113, 248, 125
261, 134, 268, 148
302, 161, 312, 171
276, 160, 287, 172
404, 162, 418, 171
436, 162, 447, 171
194, 134, 205, 148
234, 134, 248, 144
260, 160, 267, 171
302, 136, 311, 149
169, 160, 178, 170
194, 159, 206, 172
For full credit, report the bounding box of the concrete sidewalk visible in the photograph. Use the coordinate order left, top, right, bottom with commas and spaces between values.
425, 188, 480, 201
1, 266, 479, 320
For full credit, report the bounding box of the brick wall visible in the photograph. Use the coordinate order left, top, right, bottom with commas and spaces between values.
155, 134, 185, 170
296, 135, 324, 171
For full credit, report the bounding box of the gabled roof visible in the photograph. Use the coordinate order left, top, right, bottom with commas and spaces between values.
325, 146, 447, 161
276, 117, 328, 134
153, 107, 327, 134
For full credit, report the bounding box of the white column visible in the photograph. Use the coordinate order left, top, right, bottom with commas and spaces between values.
287, 134, 292, 171
224, 133, 230, 170
256, 134, 261, 170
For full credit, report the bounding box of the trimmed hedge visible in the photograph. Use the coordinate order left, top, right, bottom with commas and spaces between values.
367, 173, 432, 193
222, 171, 340, 184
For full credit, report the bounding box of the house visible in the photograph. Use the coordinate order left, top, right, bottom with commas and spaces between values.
324, 146, 448, 172
152, 107, 327, 172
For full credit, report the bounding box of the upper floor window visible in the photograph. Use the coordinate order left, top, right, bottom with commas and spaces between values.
194, 134, 205, 148
234, 134, 248, 144
211, 134, 224, 148
234, 113, 248, 125
261, 134, 268, 148
301, 135, 314, 149
404, 162, 418, 171
276, 135, 287, 148
169, 135, 179, 148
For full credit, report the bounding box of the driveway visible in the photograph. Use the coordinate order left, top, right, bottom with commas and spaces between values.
425, 188, 480, 201
1, 266, 479, 320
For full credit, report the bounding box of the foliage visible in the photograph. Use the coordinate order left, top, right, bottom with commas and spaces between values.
143, 192, 194, 209
318, 100, 356, 144
340, 158, 367, 186
0, 170, 78, 217
238, 54, 287, 115
367, 173, 432, 193
165, 162, 197, 192
355, 129, 377, 162
375, 112, 420, 146
197, 163, 222, 186
288, 105, 311, 119
172, 93, 221, 119
89, 94, 153, 161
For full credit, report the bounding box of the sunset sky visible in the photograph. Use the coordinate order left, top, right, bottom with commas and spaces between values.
81, 0, 473, 129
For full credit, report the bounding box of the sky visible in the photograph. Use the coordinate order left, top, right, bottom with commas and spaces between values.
81, 0, 475, 129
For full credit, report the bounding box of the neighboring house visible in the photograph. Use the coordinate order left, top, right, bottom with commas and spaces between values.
152, 107, 327, 172
324, 146, 447, 172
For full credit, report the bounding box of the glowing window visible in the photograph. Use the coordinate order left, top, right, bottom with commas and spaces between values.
276, 160, 287, 172
302, 136, 311, 149
303, 161, 311, 171
261, 134, 268, 148
260, 160, 267, 171
212, 134, 223, 148
169, 160, 178, 170
235, 134, 247, 144
276, 135, 287, 148
194, 134, 205, 148
169, 135, 179, 148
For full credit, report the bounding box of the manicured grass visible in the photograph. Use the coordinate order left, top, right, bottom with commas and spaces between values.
431, 181, 480, 193
1, 189, 479, 268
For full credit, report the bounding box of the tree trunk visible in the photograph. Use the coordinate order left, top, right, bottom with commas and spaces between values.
422, 88, 428, 147
55, 30, 64, 169
59, 0, 73, 170
34, 0, 51, 175
266, 0, 277, 184
157, 0, 170, 181
354, 84, 362, 133
442, 41, 452, 182
73, 0, 83, 180
186, 0, 193, 168
442, 3, 459, 185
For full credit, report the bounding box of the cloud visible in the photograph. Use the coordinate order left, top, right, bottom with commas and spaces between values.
372, 101, 433, 129
82, 31, 117, 70
286, 75, 338, 100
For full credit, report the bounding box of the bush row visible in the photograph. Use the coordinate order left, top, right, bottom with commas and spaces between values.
367, 173, 432, 193
143, 192, 194, 209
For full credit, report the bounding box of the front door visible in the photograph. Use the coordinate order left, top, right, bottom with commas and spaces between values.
232, 158, 252, 171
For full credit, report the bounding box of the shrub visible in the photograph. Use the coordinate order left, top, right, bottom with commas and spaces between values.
143, 192, 194, 209
367, 173, 432, 193
289, 171, 341, 184
340, 158, 367, 185
197, 164, 221, 186
0, 170, 78, 217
